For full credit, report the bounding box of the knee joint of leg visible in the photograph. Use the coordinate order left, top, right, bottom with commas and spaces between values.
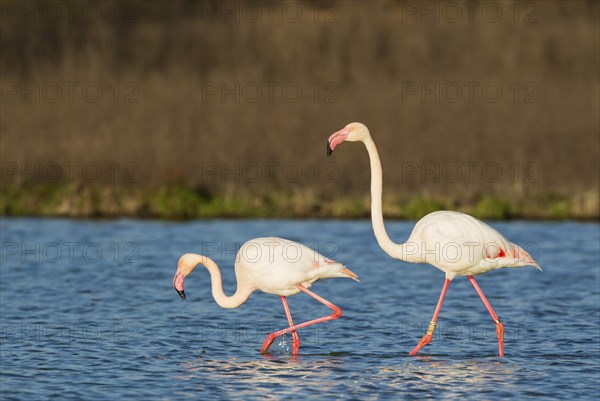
331, 308, 343, 319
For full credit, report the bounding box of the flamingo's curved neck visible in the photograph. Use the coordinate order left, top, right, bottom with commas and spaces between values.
364, 138, 413, 262
183, 254, 253, 309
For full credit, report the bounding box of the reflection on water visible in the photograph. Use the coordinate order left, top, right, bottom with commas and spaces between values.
0, 218, 598, 400
172, 353, 547, 400
177, 356, 349, 397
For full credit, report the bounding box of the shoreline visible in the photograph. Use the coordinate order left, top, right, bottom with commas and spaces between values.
2, 184, 598, 221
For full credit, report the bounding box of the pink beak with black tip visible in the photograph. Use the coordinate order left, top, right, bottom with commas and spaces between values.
173, 268, 186, 300
327, 127, 350, 157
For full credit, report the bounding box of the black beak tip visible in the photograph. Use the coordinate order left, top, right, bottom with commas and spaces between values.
176, 289, 186, 301
326, 140, 333, 157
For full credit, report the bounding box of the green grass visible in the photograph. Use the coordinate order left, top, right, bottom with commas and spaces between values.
474, 197, 515, 220
405, 198, 446, 220
1, 183, 597, 220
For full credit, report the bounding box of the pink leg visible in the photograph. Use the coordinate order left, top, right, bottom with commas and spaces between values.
280, 296, 301, 355
468, 276, 504, 357
260, 285, 342, 354
409, 278, 451, 356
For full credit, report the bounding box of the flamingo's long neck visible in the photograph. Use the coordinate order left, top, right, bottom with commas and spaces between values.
364, 138, 413, 262
183, 254, 253, 309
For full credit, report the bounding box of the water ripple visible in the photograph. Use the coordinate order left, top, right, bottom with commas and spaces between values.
1, 218, 598, 400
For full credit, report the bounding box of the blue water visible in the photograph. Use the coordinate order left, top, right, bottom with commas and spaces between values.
1, 218, 599, 400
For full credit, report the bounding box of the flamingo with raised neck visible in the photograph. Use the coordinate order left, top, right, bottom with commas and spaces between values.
327, 122, 541, 357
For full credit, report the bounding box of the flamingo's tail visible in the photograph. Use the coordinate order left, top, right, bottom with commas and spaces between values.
511, 244, 543, 272
341, 267, 360, 282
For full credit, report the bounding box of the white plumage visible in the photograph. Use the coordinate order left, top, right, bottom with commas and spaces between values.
233, 237, 357, 296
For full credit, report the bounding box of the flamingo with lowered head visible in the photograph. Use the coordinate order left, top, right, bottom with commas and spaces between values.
327, 122, 541, 357
173, 237, 358, 355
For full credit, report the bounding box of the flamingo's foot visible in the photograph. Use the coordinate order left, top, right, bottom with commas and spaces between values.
291, 333, 301, 355
409, 333, 433, 356
292, 337, 300, 356
260, 333, 276, 354
495, 319, 505, 357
